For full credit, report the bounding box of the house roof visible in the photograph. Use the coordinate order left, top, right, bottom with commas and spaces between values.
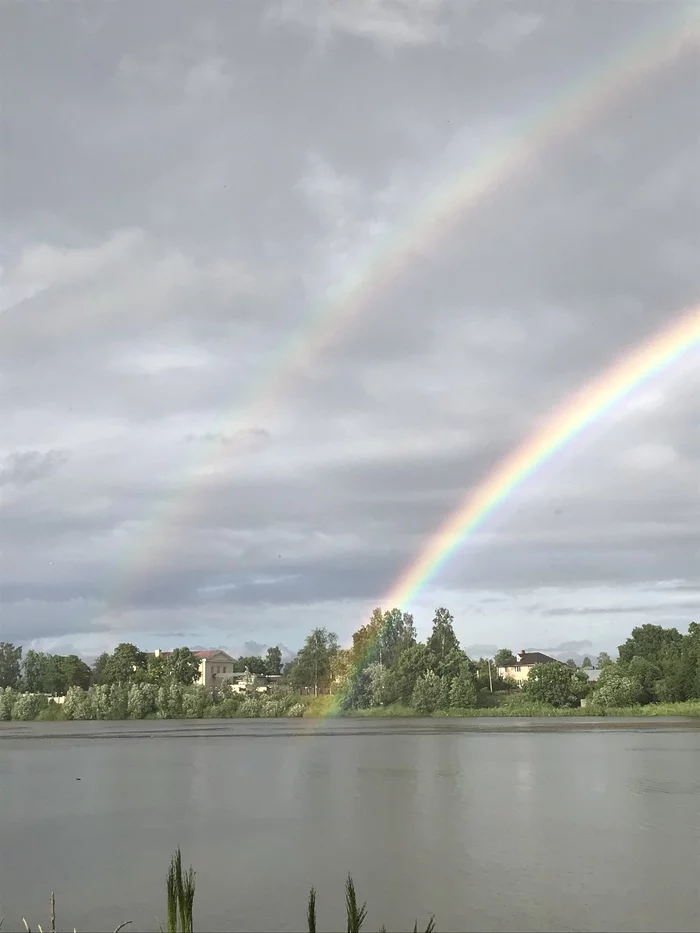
498, 651, 561, 667
147, 649, 235, 662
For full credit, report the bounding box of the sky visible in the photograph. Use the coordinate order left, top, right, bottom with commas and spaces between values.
1, 0, 699, 665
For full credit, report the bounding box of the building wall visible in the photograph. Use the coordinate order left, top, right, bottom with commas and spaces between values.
497, 664, 534, 684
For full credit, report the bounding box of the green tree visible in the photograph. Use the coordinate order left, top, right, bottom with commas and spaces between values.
166, 647, 201, 686
233, 655, 267, 675
494, 648, 514, 667
626, 655, 662, 704
59, 654, 92, 690
265, 646, 283, 676
21, 649, 49, 692
289, 628, 339, 695
524, 662, 589, 708
412, 670, 449, 714
597, 652, 613, 668
565, 658, 577, 669
593, 666, 643, 708
618, 624, 683, 665
99, 643, 148, 685
392, 643, 431, 703
426, 608, 460, 662
449, 668, 478, 709
582, 656, 593, 669
0, 643, 22, 689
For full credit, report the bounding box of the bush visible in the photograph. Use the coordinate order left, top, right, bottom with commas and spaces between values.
11, 692, 49, 721
592, 669, 643, 708
239, 697, 262, 717
449, 672, 478, 709
0, 687, 17, 720
412, 671, 449, 714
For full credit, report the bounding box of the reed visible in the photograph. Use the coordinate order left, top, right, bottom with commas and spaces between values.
7, 851, 435, 933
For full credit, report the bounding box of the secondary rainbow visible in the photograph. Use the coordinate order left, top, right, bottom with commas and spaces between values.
115, 6, 698, 603
323, 302, 700, 713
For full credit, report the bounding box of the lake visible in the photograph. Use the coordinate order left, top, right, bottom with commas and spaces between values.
0, 718, 698, 932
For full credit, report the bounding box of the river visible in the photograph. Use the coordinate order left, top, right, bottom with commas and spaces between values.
0, 718, 698, 932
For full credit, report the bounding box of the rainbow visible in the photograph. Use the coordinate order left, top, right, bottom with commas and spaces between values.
115, 5, 698, 603
326, 302, 700, 713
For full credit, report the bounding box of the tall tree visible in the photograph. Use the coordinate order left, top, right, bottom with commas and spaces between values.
21, 649, 49, 692
166, 647, 201, 686
233, 655, 267, 675
596, 652, 613, 669
426, 608, 460, 662
290, 628, 339, 695
265, 646, 283, 676
59, 654, 92, 691
0, 642, 22, 689
494, 648, 514, 667
618, 624, 683, 665
99, 643, 148, 685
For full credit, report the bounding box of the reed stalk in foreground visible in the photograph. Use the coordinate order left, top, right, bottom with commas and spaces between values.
9, 849, 435, 932
164, 847, 196, 933
306, 875, 436, 933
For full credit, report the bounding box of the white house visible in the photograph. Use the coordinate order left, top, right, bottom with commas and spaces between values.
496, 650, 563, 685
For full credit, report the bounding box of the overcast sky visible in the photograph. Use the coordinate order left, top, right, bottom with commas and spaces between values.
1, 0, 698, 664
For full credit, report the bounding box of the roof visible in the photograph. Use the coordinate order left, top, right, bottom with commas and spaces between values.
147, 649, 235, 662
498, 651, 561, 667
584, 668, 601, 682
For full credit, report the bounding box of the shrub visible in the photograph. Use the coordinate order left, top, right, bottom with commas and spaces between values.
11, 692, 49, 721
412, 671, 449, 714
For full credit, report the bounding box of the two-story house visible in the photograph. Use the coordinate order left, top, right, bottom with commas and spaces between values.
496, 650, 563, 685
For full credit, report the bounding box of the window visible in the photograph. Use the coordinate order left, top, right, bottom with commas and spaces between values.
515, 666, 521, 672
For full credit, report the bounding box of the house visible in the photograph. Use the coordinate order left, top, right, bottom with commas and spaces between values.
496, 650, 563, 686
151, 648, 237, 688
150, 649, 282, 692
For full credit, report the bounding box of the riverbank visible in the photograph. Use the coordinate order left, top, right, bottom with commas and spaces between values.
300, 696, 700, 718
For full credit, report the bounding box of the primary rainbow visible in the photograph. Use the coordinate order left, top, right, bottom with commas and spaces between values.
325, 302, 700, 713
116, 5, 697, 603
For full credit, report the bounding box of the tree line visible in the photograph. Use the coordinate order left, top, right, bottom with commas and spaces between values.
0, 642, 284, 694
0, 615, 697, 721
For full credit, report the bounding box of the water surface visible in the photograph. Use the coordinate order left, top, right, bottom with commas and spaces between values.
1, 718, 698, 932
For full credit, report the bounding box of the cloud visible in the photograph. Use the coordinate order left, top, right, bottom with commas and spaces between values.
267, 0, 449, 49
1, 0, 698, 660
0, 449, 68, 487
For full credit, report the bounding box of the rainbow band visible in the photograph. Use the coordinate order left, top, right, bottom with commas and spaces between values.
326, 303, 700, 714
114, 5, 698, 606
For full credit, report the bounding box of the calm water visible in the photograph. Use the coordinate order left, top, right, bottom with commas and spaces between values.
0, 718, 698, 932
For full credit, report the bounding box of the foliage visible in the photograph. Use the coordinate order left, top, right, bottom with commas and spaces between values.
523, 662, 589, 708
288, 627, 339, 694
412, 671, 449, 714
0, 642, 22, 689
96, 643, 148, 686
589, 668, 643, 709
449, 669, 478, 709
265, 645, 283, 675
425, 608, 460, 663
493, 648, 514, 667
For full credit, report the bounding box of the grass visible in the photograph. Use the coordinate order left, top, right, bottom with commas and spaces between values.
3, 849, 436, 933
296, 697, 700, 718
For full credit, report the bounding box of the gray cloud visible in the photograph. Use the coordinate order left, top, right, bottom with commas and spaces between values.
1, 0, 698, 659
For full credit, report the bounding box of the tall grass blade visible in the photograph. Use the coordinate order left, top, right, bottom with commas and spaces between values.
307, 887, 317, 933
345, 874, 367, 933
